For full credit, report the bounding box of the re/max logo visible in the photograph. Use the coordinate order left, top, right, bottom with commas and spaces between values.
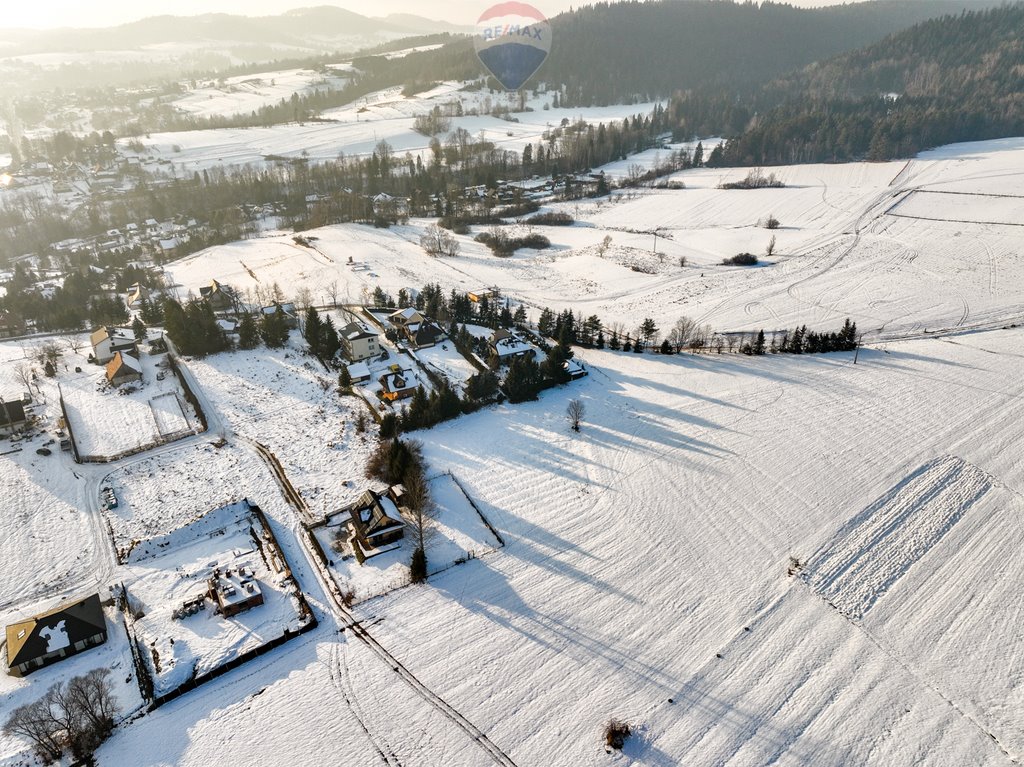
481, 24, 544, 42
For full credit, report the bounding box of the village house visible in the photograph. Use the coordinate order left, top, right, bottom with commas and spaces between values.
489, 329, 535, 365
6, 594, 107, 676
378, 366, 419, 402
0, 399, 27, 436
106, 351, 143, 387
126, 282, 150, 309
387, 307, 444, 349
349, 487, 406, 551
341, 321, 380, 362
261, 302, 299, 330
199, 279, 237, 311
207, 564, 264, 618
467, 288, 499, 304
90, 326, 137, 364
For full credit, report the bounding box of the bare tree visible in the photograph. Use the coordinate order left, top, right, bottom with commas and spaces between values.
420, 225, 460, 258
294, 286, 314, 316
63, 336, 85, 354
765, 235, 777, 257
3, 670, 119, 764
3, 697, 63, 764
668, 316, 695, 352
404, 467, 435, 583
13, 362, 33, 392
326, 280, 340, 308
33, 342, 62, 369
567, 399, 585, 432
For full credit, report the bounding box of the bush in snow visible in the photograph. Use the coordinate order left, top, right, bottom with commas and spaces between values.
603, 719, 631, 751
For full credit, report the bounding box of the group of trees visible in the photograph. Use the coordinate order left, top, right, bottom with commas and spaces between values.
364, 437, 433, 582
301, 307, 341, 360
744, 320, 860, 356
0, 267, 132, 333
162, 298, 229, 357
673, 5, 1024, 164
3, 668, 119, 764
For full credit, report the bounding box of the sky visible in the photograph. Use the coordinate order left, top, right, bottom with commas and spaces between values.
2, 0, 848, 30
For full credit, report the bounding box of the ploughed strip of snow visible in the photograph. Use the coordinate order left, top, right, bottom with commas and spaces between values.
149, 392, 190, 438
804, 455, 993, 619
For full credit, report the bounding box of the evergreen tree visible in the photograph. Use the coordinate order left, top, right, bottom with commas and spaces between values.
237, 312, 259, 349
609, 330, 620, 350
260, 308, 290, 348
504, 355, 543, 403
131, 316, 146, 342
338, 365, 352, 390
303, 307, 322, 354
753, 329, 767, 355
320, 315, 340, 360
660, 339, 673, 354
537, 307, 555, 338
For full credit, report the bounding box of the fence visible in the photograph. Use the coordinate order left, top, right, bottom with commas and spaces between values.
56, 383, 82, 464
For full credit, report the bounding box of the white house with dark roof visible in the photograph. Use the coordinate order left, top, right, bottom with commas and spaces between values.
342, 321, 380, 362
6, 594, 107, 676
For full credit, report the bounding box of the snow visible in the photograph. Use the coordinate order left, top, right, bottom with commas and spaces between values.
59, 346, 200, 460
184, 341, 376, 517
172, 68, 350, 121
120, 87, 658, 172
0, 599, 143, 765
7, 137, 1024, 766
123, 504, 310, 696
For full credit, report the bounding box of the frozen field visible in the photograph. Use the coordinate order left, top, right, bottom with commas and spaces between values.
94, 325, 1024, 766
165, 138, 1024, 346
186, 341, 376, 517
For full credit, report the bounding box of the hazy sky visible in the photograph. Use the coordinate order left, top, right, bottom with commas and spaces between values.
5, 0, 846, 29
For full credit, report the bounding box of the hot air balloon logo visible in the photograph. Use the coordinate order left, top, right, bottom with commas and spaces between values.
474, 3, 552, 91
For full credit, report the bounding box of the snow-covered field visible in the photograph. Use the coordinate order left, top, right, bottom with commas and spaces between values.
313, 472, 502, 604
163, 137, 1024, 346
121, 83, 657, 171
91, 325, 1024, 766
6, 136, 1024, 766
172, 67, 350, 121
185, 340, 376, 517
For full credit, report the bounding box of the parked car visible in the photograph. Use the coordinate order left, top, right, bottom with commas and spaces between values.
35, 447, 51, 456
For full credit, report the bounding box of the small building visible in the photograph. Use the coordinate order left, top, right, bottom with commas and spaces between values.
346, 361, 371, 383
378, 366, 418, 402
106, 351, 143, 387
261, 302, 299, 330
407, 321, 445, 349
489, 329, 534, 364
349, 488, 405, 550
467, 288, 499, 304
207, 564, 263, 618
0, 399, 27, 436
6, 594, 107, 676
90, 326, 137, 364
198, 279, 236, 311
342, 322, 380, 362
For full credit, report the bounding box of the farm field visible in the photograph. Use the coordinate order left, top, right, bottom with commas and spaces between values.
95, 325, 1024, 766
166, 138, 1024, 347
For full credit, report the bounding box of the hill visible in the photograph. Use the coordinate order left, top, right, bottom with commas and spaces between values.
696, 3, 1024, 164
